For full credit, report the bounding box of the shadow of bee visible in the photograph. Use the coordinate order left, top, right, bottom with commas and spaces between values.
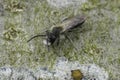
27, 15, 86, 50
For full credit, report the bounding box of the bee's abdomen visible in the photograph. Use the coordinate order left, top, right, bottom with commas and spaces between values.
62, 15, 86, 32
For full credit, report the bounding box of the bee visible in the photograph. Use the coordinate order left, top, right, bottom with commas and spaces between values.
27, 15, 86, 49
71, 69, 83, 80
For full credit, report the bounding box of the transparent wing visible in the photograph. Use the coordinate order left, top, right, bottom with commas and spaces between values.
61, 15, 86, 32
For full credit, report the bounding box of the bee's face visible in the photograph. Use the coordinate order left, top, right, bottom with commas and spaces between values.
43, 39, 51, 45
42, 27, 62, 46
43, 30, 57, 46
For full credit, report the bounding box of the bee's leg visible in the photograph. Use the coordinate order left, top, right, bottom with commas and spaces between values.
55, 36, 62, 56
61, 17, 68, 22
47, 45, 50, 51
46, 39, 50, 51
64, 33, 78, 51
56, 36, 60, 46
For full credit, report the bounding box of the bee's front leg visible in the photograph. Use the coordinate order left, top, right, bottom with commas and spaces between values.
46, 40, 50, 51
56, 36, 60, 46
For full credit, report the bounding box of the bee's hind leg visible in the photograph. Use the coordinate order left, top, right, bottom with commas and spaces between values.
64, 33, 78, 51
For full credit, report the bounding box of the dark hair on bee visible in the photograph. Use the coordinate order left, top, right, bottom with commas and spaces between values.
45, 27, 63, 45
27, 15, 86, 50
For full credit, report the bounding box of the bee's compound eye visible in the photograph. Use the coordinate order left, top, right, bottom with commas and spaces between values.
43, 40, 51, 45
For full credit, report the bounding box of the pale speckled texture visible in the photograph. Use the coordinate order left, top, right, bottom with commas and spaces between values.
47, 0, 87, 8
0, 57, 108, 80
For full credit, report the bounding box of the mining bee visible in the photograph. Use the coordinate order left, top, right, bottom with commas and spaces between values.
27, 15, 86, 50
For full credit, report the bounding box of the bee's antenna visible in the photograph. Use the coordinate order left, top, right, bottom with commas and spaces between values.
27, 34, 46, 42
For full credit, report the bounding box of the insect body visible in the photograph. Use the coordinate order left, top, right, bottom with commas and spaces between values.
27, 15, 86, 48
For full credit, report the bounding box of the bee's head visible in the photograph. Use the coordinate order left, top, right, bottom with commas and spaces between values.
43, 27, 63, 46
28, 27, 62, 46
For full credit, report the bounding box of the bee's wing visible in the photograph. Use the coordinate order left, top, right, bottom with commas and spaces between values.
61, 15, 86, 32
